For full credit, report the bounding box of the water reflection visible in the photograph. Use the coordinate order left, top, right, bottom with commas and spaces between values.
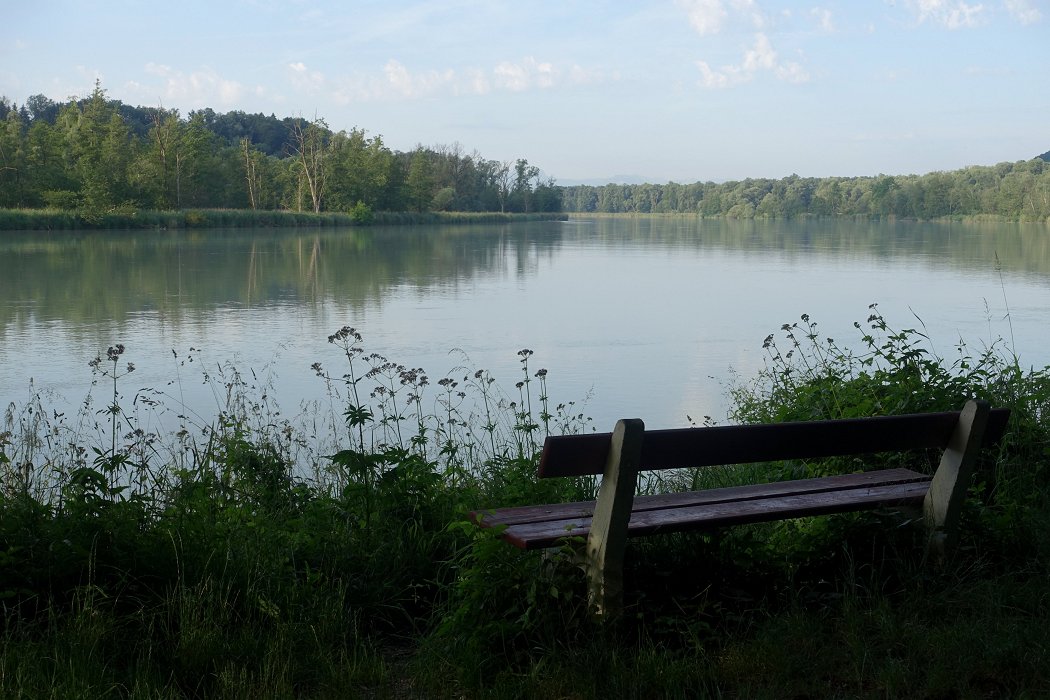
1, 218, 1048, 434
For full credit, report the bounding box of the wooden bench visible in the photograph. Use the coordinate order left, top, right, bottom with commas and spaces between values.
470, 400, 1009, 616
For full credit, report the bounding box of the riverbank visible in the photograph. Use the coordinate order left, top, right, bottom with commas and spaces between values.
0, 207, 568, 231
1, 315, 1048, 697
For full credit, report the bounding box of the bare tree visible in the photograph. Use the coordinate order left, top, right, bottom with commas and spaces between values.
289, 117, 328, 213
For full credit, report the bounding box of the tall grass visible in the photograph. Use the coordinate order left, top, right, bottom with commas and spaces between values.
0, 328, 592, 697
1, 311, 1048, 697
0, 207, 567, 231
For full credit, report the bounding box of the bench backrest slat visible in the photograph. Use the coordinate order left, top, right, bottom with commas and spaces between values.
538, 408, 1010, 479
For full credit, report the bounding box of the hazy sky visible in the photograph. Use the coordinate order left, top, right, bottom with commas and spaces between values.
3, 1, 1047, 183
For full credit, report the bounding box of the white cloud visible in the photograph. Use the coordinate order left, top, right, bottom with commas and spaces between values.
1003, 0, 1042, 23
494, 57, 556, 92
907, 0, 987, 28
677, 0, 729, 35
775, 61, 810, 84
695, 61, 732, 88
142, 63, 250, 107
384, 59, 456, 98
695, 33, 810, 88
742, 32, 777, 71
331, 57, 607, 102
677, 0, 770, 34
731, 0, 769, 29
288, 62, 325, 92
811, 7, 835, 32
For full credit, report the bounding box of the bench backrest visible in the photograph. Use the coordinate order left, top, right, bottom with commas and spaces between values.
538, 408, 1010, 478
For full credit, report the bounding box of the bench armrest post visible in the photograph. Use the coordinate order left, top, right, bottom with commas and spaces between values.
924, 399, 990, 561
586, 418, 644, 618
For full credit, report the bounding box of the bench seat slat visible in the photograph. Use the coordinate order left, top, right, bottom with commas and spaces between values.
470, 468, 928, 528
473, 468, 932, 549
499, 480, 930, 549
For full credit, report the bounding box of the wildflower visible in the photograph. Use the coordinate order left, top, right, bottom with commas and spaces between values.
535, 368, 548, 378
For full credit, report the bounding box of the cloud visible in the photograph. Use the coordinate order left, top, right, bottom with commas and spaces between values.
730, 0, 769, 29
676, 0, 769, 34
811, 7, 835, 32
493, 57, 556, 91
1003, 0, 1042, 23
677, 0, 729, 35
142, 63, 250, 107
695, 33, 810, 88
330, 57, 607, 102
906, 0, 987, 28
288, 62, 326, 92
383, 59, 457, 98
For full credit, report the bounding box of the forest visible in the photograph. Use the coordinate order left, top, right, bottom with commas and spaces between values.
0, 83, 562, 221
1, 82, 1048, 223
562, 156, 1050, 222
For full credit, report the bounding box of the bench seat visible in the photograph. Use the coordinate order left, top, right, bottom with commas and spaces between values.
472, 467, 931, 549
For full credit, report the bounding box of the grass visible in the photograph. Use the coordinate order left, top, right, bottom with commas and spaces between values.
0, 207, 567, 231
1, 310, 1049, 698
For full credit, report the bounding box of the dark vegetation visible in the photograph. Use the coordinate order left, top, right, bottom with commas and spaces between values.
1, 309, 1048, 697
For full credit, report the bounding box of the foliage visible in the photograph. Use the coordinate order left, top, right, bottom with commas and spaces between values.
562, 160, 1050, 222
1, 313, 1048, 697
0, 87, 564, 219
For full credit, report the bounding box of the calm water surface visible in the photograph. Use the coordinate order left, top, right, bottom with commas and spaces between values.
2, 217, 1049, 438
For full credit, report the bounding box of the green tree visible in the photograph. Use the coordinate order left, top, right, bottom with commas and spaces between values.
512, 158, 540, 212
132, 107, 182, 209
406, 148, 434, 212
0, 107, 27, 207
326, 128, 395, 211
60, 81, 136, 218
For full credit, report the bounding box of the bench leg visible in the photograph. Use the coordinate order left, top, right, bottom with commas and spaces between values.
585, 418, 644, 618
924, 399, 990, 562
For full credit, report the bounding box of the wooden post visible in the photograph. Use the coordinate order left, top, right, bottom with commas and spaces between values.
586, 418, 644, 618
924, 399, 990, 562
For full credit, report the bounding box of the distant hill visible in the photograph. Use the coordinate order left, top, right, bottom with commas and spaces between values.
1038, 150, 1050, 162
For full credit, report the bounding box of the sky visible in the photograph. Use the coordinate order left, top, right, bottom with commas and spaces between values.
2, 0, 1047, 184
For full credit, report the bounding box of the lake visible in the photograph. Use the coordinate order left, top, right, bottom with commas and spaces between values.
2, 216, 1049, 450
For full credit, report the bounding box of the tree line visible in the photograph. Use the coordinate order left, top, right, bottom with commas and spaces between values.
2, 82, 1047, 223
0, 82, 562, 221
562, 157, 1050, 222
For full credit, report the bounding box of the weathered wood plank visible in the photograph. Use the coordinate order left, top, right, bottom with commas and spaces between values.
539, 408, 1010, 478
471, 467, 929, 529
499, 478, 932, 549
